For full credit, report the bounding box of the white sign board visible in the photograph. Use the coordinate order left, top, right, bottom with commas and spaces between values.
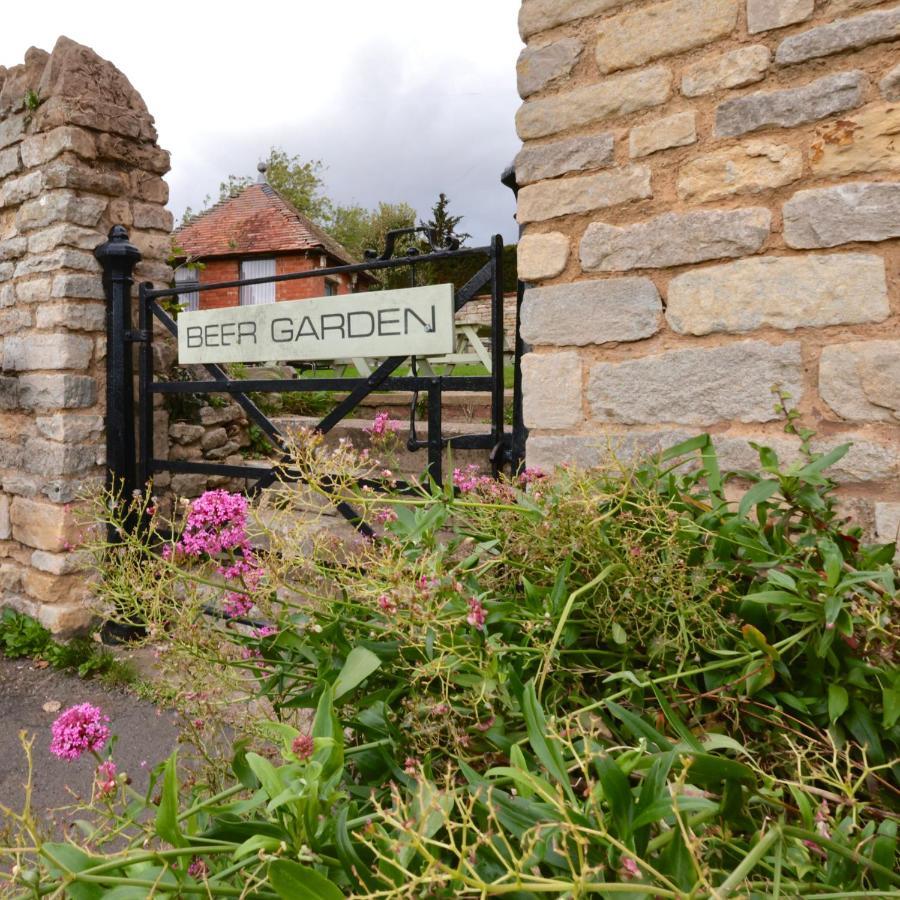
177, 284, 456, 365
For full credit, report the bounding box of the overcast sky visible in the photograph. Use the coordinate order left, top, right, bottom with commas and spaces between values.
1, 1, 524, 246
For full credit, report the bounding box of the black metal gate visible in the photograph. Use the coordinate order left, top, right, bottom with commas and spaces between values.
96, 225, 526, 530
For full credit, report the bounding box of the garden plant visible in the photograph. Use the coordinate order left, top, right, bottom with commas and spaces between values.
0, 411, 897, 898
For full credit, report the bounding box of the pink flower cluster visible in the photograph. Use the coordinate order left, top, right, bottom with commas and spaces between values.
292, 734, 315, 761
50, 704, 110, 761
518, 467, 545, 486
467, 597, 486, 631
177, 490, 250, 557
366, 411, 401, 437
452, 464, 490, 493
95, 759, 117, 797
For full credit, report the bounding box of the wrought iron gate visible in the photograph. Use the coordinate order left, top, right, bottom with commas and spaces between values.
96, 225, 526, 530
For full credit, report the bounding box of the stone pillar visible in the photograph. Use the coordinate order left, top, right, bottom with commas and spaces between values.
515, 0, 899, 538
0, 37, 172, 633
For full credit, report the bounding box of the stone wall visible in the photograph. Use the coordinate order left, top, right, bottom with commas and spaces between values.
0, 38, 172, 633
515, 0, 900, 545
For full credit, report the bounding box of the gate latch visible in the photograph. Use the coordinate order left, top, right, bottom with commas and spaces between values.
125, 330, 151, 343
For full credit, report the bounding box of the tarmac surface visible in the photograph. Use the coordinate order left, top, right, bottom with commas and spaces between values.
0, 657, 181, 828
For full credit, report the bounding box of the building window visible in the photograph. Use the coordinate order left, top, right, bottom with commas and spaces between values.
324, 278, 339, 297
174, 266, 200, 312
240, 258, 276, 306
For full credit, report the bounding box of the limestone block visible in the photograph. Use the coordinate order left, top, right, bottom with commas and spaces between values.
580, 207, 771, 272
2, 333, 93, 371
814, 435, 900, 483
95, 133, 170, 175
16, 190, 107, 231
52, 273, 107, 301
875, 503, 900, 559
10, 496, 82, 552
169, 423, 206, 445
0, 237, 26, 260
677, 141, 803, 201
810, 102, 900, 176
518, 166, 652, 222
14, 248, 99, 278
23, 439, 101, 477
201, 427, 229, 451
206, 441, 241, 460
783, 182, 900, 248
519, 0, 630, 38
682, 45, 771, 97
16, 277, 53, 303
23, 569, 90, 605
776, 7, 900, 65
517, 232, 570, 281
0, 435, 23, 469
515, 133, 615, 184
594, 0, 738, 74
825, 0, 886, 14
629, 111, 696, 158
518, 38, 583, 98
27, 225, 104, 254
16, 374, 97, 410
747, 0, 814, 34
521, 277, 661, 345
41, 160, 129, 196
526, 430, 693, 471
0, 562, 22, 594
0, 114, 26, 150
0, 377, 16, 410
199, 403, 243, 426
3, 594, 94, 636
819, 340, 900, 422
30, 549, 90, 575
170, 473, 209, 498
0, 147, 20, 179
0, 307, 32, 335
714, 71, 866, 138
133, 172, 169, 204
880, 63, 900, 100
516, 66, 672, 140
19, 126, 96, 167
666, 254, 888, 335
133, 202, 174, 231
0, 170, 42, 208
586, 341, 802, 425
35, 413, 104, 442
0, 494, 9, 540
34, 302, 105, 332
522, 351, 583, 428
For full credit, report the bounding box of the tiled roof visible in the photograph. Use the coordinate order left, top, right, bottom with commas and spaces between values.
173, 182, 361, 266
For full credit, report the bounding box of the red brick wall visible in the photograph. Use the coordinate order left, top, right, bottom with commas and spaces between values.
196, 252, 356, 310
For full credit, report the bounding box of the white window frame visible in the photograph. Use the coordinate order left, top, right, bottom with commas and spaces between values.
239, 258, 276, 306
174, 266, 200, 312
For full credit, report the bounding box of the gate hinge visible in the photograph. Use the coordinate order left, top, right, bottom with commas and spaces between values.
125, 330, 151, 342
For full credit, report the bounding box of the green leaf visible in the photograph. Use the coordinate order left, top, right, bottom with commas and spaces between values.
884, 687, 900, 730
872, 820, 897, 892
42, 844, 108, 900
650, 684, 702, 750
521, 681, 575, 802
333, 646, 382, 700
738, 479, 780, 519
661, 434, 710, 462
845, 700, 884, 763
231, 739, 261, 790
606, 701, 673, 752
268, 860, 344, 900
679, 752, 756, 787
509, 745, 535, 799
594, 753, 633, 837
611, 622, 627, 645
827, 684, 849, 722
155, 752, 187, 848
246, 752, 284, 803
797, 444, 849, 477
632, 794, 718, 830
233, 833, 283, 860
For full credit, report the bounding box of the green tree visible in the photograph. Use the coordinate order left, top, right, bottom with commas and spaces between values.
330, 200, 417, 259
420, 192, 471, 249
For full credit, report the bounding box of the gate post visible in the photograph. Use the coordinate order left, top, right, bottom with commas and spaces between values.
95, 226, 142, 502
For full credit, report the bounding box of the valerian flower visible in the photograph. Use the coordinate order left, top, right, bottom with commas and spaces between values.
50, 704, 110, 761
467, 597, 486, 630
95, 759, 117, 797
292, 734, 315, 761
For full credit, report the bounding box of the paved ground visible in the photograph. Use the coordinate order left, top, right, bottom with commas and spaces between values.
0, 657, 181, 827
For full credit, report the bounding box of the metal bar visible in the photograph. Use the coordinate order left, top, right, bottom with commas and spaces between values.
145, 244, 495, 299
152, 459, 281, 479
489, 235, 506, 475
427, 378, 442, 486
510, 277, 528, 473
150, 376, 495, 394
454, 261, 494, 312
137, 283, 153, 489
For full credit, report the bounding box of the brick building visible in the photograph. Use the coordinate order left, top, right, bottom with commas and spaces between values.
172, 167, 374, 310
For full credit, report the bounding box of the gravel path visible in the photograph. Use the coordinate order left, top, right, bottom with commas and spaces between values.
0, 657, 181, 828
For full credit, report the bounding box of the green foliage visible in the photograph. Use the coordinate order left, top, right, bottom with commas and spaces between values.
328, 200, 417, 261
419, 192, 471, 248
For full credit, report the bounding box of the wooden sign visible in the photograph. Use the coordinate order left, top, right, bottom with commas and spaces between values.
177, 284, 455, 365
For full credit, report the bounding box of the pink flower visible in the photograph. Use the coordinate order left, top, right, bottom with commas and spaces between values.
467, 597, 486, 630
621, 857, 642, 879
366, 411, 401, 437
403, 757, 420, 776
50, 704, 110, 761
377, 594, 398, 614
95, 759, 117, 797
176, 491, 251, 558
292, 734, 315, 761
453, 464, 489, 493
518, 467, 546, 485
223, 592, 254, 618
372, 508, 398, 525
187, 857, 209, 879
255, 625, 278, 639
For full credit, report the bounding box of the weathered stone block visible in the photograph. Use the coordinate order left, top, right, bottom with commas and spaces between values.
169, 422, 206, 445
206, 441, 241, 460
518, 166, 652, 222
0, 170, 42, 208
35, 413, 103, 443
51, 273, 106, 301
594, 0, 738, 74
516, 66, 672, 140
19, 126, 96, 167
201, 427, 229, 452
132, 202, 174, 231
586, 341, 802, 425
23, 569, 90, 605
714, 71, 866, 139
819, 340, 900, 422
42, 160, 129, 196
580, 207, 771, 272
0, 146, 20, 179
519, 0, 629, 38
881, 63, 900, 100
14, 247, 99, 277
526, 430, 693, 471
518, 38, 583, 98
0, 494, 10, 541
629, 111, 696, 158
95, 133, 170, 175
0, 113, 26, 150
10, 496, 82, 552
31, 548, 90, 576
814, 435, 900, 483
23, 439, 101, 477
748, 0, 814, 34
133, 172, 169, 204
681, 45, 771, 97
27, 224, 103, 254
810, 102, 900, 176
677, 141, 802, 201
0, 307, 32, 335
776, 7, 900, 65
16, 190, 107, 230
667, 254, 888, 335
0, 236, 26, 261
170, 473, 208, 498
0, 377, 18, 410
16, 374, 96, 410
875, 503, 900, 560
521, 277, 661, 345
517, 232, 570, 281
515, 133, 615, 185
783, 182, 900, 248
825, 0, 885, 14
15, 277, 53, 303
0, 562, 23, 594
199, 403, 243, 426
522, 351, 583, 428
2, 333, 93, 371
34, 302, 105, 332
3, 594, 94, 637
